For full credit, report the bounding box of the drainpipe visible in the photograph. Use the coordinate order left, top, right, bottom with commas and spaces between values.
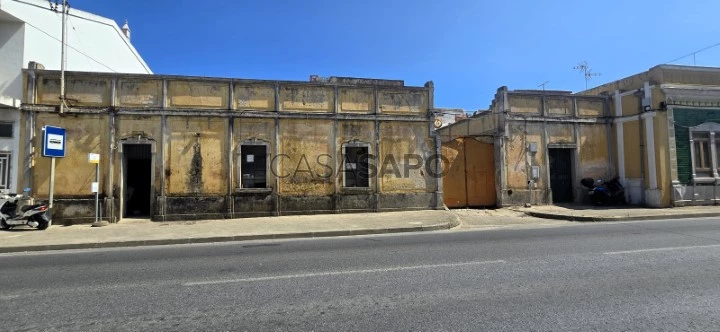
426, 81, 442, 209
614, 90, 625, 187
25, 68, 37, 194
159, 79, 168, 221
227, 79, 234, 218
524, 119, 531, 206
274, 83, 281, 216
497, 88, 510, 206
642, 82, 658, 193
332, 85, 340, 213
638, 93, 646, 205
107, 111, 116, 223
227, 116, 234, 217
374, 87, 381, 212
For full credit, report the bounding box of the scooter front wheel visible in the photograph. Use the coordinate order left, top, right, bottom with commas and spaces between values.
0, 218, 8, 230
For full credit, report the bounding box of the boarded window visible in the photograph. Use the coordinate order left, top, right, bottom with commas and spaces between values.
343, 146, 370, 188
240, 145, 267, 188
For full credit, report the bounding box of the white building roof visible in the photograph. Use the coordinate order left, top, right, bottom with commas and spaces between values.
0, 0, 151, 74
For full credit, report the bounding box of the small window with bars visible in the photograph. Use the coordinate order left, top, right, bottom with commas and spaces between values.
0, 152, 10, 190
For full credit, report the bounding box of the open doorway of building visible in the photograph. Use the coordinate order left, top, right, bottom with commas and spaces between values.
548, 148, 574, 203
124, 144, 152, 218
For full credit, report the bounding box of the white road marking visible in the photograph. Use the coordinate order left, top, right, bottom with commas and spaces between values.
604, 243, 720, 255
0, 295, 21, 300
184, 260, 506, 286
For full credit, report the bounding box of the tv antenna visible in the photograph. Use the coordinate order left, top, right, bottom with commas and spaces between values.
537, 81, 550, 91
574, 61, 600, 89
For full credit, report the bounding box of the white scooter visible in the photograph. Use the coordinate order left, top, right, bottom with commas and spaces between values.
0, 194, 50, 230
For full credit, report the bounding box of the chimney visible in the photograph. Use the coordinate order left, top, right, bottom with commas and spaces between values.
121, 19, 131, 40
28, 61, 45, 70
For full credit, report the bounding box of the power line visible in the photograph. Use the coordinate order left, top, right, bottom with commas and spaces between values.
67, 15, 115, 72
666, 42, 720, 65
23, 20, 118, 73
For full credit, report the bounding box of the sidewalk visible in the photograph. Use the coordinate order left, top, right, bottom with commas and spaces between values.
0, 210, 459, 253
515, 204, 720, 222
5, 205, 720, 254
453, 208, 568, 229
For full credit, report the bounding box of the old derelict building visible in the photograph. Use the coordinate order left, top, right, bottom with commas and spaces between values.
20, 69, 443, 223
439, 88, 610, 208
440, 65, 720, 209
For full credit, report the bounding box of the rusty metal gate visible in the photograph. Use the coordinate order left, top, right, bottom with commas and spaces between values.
442, 137, 496, 208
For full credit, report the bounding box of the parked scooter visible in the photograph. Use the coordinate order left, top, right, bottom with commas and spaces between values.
580, 177, 627, 205
0, 194, 50, 230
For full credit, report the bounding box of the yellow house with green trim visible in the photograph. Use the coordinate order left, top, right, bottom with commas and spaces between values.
583, 64, 720, 207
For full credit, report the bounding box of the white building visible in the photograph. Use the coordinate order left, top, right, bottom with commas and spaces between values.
0, 0, 151, 193
433, 108, 468, 130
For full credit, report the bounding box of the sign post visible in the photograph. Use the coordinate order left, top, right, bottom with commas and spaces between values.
87, 153, 106, 227
42, 126, 66, 225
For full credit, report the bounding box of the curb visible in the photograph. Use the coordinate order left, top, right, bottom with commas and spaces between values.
0, 218, 460, 254
518, 210, 720, 222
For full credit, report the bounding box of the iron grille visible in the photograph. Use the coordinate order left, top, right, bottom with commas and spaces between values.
0, 152, 10, 190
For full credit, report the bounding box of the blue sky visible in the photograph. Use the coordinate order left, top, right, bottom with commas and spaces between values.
72, 0, 720, 111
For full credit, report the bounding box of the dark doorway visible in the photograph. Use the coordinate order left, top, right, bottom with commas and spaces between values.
548, 148, 574, 203
124, 144, 152, 217
343, 146, 370, 188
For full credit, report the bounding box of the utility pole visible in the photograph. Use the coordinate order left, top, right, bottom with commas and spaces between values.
48, 0, 68, 223
59, 0, 67, 115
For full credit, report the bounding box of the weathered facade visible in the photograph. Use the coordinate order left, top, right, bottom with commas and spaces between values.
20, 69, 442, 223
441, 64, 720, 209
439, 89, 611, 207
583, 65, 720, 207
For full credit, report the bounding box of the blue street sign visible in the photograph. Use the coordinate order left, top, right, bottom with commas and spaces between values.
42, 126, 66, 158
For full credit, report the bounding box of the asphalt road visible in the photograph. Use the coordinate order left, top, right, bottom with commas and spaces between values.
2, 218, 720, 331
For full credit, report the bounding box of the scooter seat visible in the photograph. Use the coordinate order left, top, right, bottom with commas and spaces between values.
20, 204, 41, 212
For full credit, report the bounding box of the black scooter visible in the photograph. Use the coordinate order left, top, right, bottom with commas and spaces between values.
580, 177, 627, 205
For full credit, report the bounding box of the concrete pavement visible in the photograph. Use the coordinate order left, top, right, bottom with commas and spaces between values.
516, 204, 720, 221
5, 204, 720, 253
453, 208, 567, 228
0, 210, 461, 253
